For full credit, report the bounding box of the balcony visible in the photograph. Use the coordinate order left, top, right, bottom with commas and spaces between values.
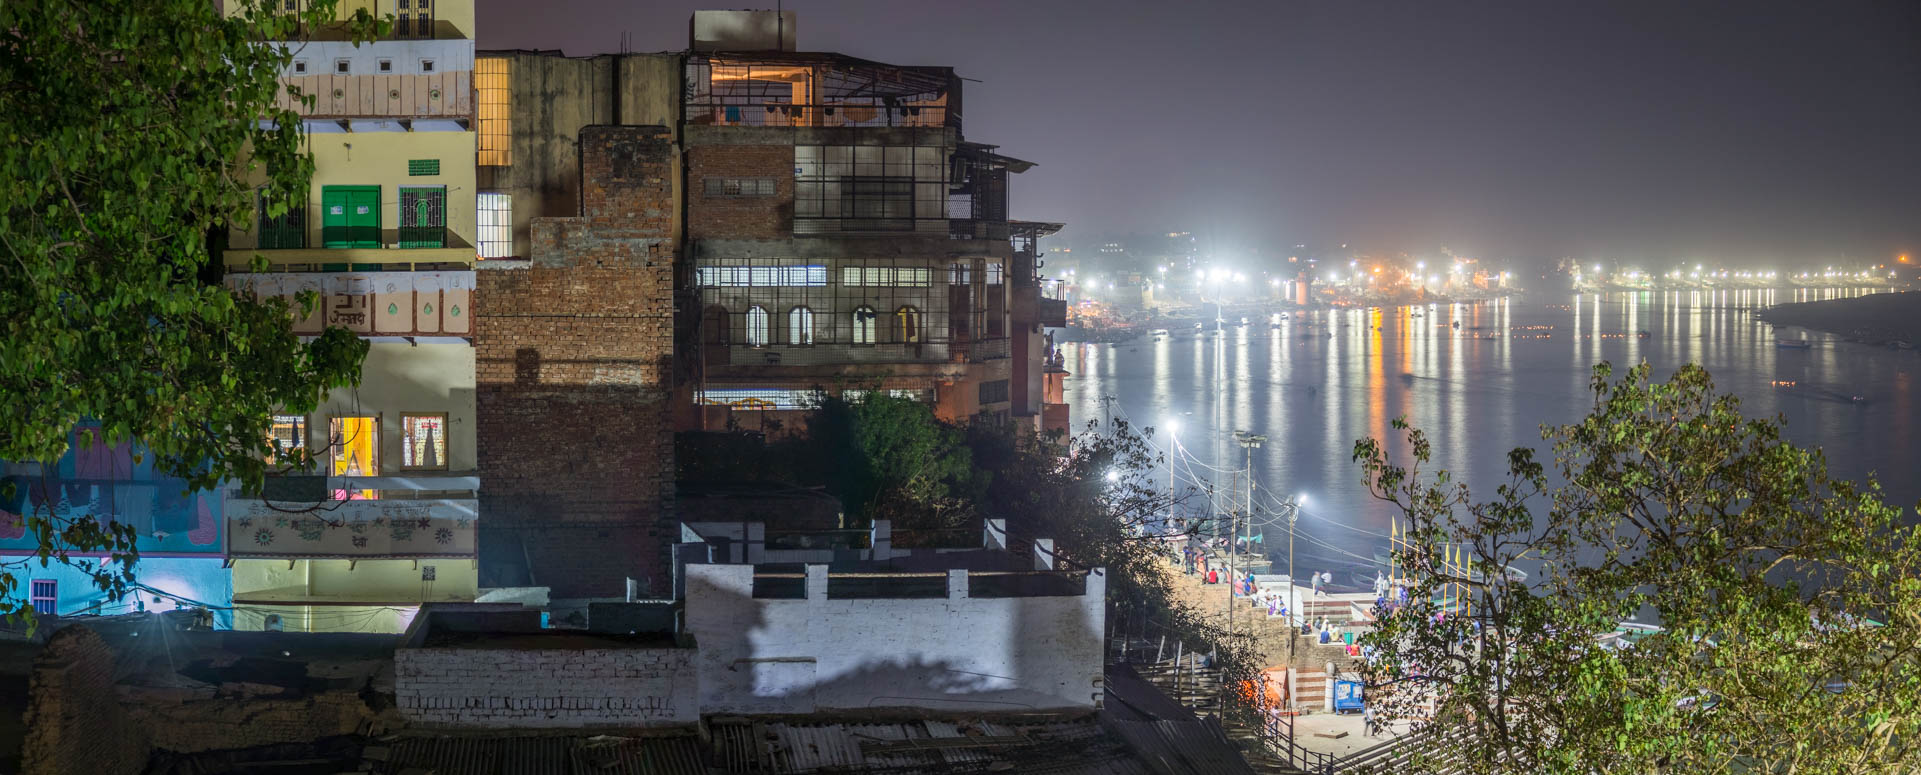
713, 342, 954, 367
956, 337, 1010, 362
226, 474, 477, 559
224, 270, 474, 338
949, 219, 1011, 241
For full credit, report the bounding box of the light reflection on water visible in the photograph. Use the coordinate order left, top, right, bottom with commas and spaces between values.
1064, 288, 1919, 570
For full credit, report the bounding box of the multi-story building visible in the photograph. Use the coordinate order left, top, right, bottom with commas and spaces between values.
221, 0, 482, 632
476, 11, 1067, 434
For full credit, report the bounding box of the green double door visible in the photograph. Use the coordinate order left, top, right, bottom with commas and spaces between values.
321, 186, 381, 248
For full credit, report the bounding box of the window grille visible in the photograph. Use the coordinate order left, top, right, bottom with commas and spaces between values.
979, 379, 1010, 404
788, 306, 814, 345
269, 414, 307, 464
840, 266, 931, 287
852, 306, 877, 344
744, 306, 770, 346
696, 265, 828, 287
704, 177, 776, 197
794, 144, 947, 233
895, 305, 921, 343
399, 186, 446, 248
407, 159, 440, 176
397, 0, 433, 38
477, 192, 512, 258
401, 413, 448, 469
257, 190, 305, 249
29, 580, 56, 616
477, 58, 511, 165
698, 388, 824, 411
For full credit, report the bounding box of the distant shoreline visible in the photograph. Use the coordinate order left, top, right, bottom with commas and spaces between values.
1756, 291, 1920, 346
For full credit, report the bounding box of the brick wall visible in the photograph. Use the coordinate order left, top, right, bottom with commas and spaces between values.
475, 125, 678, 599
125, 686, 379, 754
686, 145, 793, 240
394, 645, 698, 728
21, 626, 150, 775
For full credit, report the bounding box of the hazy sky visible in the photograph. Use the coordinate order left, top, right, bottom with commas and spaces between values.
480, 1, 1921, 266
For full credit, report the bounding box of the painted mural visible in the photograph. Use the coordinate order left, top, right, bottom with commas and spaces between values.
224, 496, 477, 558
0, 425, 223, 555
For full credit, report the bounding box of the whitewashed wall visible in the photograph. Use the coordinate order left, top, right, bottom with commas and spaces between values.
683, 563, 1105, 714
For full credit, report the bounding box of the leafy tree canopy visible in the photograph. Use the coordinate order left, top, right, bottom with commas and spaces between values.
0, 0, 377, 622
1354, 362, 1921, 774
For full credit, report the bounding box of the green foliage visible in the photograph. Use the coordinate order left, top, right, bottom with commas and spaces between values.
1353, 362, 1921, 773
788, 393, 981, 532
0, 0, 379, 625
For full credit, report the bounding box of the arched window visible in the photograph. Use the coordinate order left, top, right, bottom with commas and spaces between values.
745, 305, 769, 346
789, 306, 814, 345
852, 305, 877, 344
895, 305, 921, 343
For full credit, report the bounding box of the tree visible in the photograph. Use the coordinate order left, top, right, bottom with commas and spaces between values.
1353, 362, 1921, 774
0, 0, 379, 623
787, 393, 982, 534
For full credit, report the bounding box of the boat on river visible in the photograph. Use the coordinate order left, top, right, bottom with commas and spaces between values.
1776, 338, 1812, 349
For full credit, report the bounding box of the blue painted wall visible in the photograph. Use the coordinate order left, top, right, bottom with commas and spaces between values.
3, 424, 233, 626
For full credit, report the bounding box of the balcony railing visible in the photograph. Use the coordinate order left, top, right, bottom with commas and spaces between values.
949, 219, 1011, 241
956, 337, 1010, 362
715, 342, 952, 367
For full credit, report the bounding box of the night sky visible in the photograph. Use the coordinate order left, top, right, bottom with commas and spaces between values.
480, 1, 1921, 267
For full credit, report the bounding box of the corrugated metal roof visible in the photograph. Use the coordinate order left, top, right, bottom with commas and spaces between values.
1102, 718, 1257, 775
707, 717, 1161, 774
381, 732, 706, 775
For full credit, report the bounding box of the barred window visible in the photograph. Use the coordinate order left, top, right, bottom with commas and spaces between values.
477, 58, 511, 166
789, 306, 814, 345
852, 306, 878, 344
696, 265, 828, 287
745, 306, 770, 346
840, 266, 931, 287
979, 379, 1010, 405
704, 177, 776, 197
793, 144, 947, 232
477, 192, 512, 258
698, 388, 824, 411
401, 413, 448, 470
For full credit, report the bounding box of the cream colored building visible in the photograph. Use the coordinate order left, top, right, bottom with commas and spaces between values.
224, 0, 483, 632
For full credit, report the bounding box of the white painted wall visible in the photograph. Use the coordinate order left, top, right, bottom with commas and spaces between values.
306, 341, 477, 472
395, 646, 698, 728
684, 563, 1105, 715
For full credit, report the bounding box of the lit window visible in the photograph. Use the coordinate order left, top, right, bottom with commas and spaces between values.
477, 192, 512, 258
695, 265, 826, 287
477, 58, 511, 166
698, 389, 824, 411
987, 263, 1004, 285
744, 306, 769, 346
704, 177, 775, 197
789, 306, 814, 345
29, 580, 56, 616
330, 416, 379, 476
268, 414, 307, 465
895, 305, 921, 343
852, 305, 877, 344
401, 413, 447, 470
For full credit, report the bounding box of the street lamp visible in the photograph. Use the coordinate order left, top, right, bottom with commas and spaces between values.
1228, 431, 1266, 634
1280, 494, 1305, 661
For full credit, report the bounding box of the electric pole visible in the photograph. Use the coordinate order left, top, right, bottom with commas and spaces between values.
1229, 431, 1266, 631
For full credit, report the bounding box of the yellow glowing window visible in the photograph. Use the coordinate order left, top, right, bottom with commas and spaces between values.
402, 413, 448, 470
330, 416, 379, 476
477, 58, 511, 166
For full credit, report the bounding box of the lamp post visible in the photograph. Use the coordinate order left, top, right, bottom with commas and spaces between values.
1229, 431, 1266, 632
1280, 495, 1304, 662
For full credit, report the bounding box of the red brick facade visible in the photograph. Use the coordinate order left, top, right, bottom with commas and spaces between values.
686, 144, 793, 240
476, 126, 679, 599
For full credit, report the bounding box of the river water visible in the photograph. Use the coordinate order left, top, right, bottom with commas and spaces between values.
1062, 288, 1919, 576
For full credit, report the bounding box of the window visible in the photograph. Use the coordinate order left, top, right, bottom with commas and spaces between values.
398, 0, 434, 39
29, 580, 56, 616
399, 186, 446, 248
704, 177, 776, 197
979, 379, 1010, 405
852, 306, 877, 344
477, 58, 511, 166
744, 306, 769, 346
330, 416, 379, 476
840, 266, 931, 287
407, 159, 440, 176
257, 189, 305, 249
378, 58, 393, 73
268, 415, 307, 465
789, 306, 814, 345
334, 59, 351, 74
950, 263, 972, 285
698, 389, 824, 411
477, 192, 512, 258
895, 305, 921, 343
987, 262, 1005, 285
793, 145, 947, 232
293, 60, 308, 74
419, 58, 435, 73
696, 265, 827, 287
401, 413, 447, 469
